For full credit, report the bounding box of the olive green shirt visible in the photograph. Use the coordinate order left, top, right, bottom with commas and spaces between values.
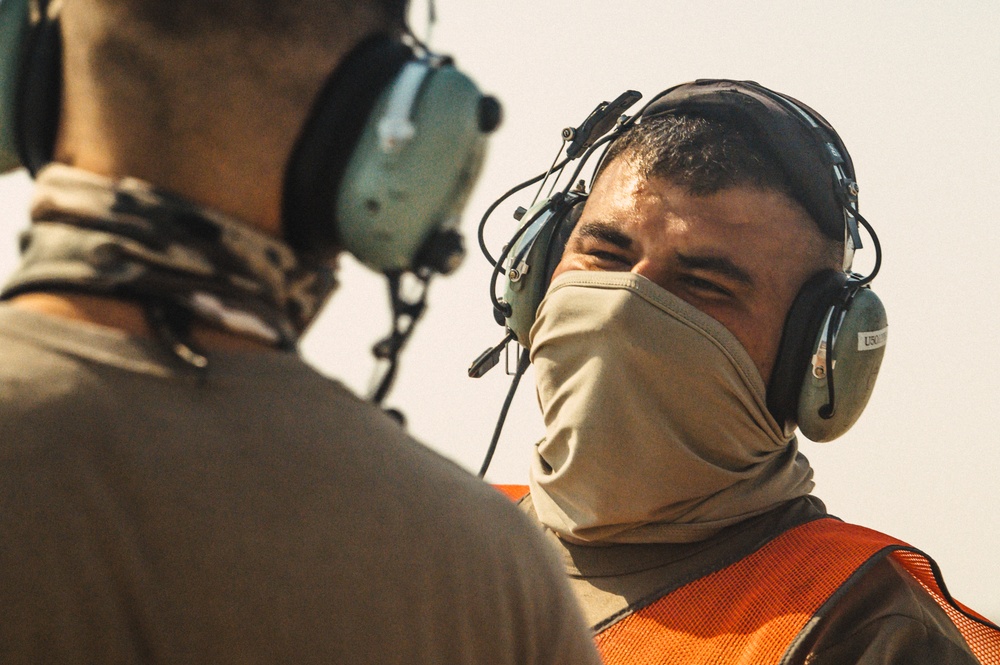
0, 305, 601, 665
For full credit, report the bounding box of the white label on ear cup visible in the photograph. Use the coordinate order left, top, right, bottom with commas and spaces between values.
857, 327, 888, 351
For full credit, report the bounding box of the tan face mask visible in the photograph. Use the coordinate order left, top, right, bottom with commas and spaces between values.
528, 271, 814, 545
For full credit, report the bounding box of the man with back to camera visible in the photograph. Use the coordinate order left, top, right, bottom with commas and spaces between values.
489, 80, 1000, 663
0, 0, 604, 662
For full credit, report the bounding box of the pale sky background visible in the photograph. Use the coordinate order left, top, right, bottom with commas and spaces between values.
0, 0, 997, 619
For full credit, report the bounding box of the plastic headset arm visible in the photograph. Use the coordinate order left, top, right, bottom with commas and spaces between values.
564, 90, 642, 159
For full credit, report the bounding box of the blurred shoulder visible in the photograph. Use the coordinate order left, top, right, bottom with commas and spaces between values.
788, 554, 981, 664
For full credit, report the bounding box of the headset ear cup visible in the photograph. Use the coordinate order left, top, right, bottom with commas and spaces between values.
542, 199, 583, 282
282, 35, 413, 261
335, 60, 493, 273
502, 194, 584, 347
284, 35, 495, 273
0, 0, 31, 172
8, 0, 61, 175
797, 287, 887, 442
767, 270, 847, 434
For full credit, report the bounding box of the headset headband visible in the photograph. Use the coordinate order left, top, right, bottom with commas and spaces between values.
642, 79, 856, 242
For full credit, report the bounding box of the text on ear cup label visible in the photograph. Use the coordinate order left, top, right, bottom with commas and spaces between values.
857, 327, 888, 351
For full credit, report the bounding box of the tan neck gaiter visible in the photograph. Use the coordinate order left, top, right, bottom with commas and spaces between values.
528, 271, 814, 545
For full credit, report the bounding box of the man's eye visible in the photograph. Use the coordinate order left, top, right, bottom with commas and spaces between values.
588, 250, 630, 265
682, 275, 732, 297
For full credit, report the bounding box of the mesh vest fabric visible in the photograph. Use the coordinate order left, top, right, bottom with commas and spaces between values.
592, 517, 1000, 664
890, 550, 1000, 664
494, 485, 531, 503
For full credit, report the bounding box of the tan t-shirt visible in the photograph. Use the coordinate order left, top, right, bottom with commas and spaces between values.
0, 305, 601, 665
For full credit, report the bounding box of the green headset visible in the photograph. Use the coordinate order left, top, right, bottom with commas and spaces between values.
0, 0, 502, 275
475, 80, 887, 446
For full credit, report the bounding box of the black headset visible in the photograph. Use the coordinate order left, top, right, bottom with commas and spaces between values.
473, 80, 886, 473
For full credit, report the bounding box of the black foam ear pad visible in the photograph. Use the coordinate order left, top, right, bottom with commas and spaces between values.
540, 197, 585, 286
767, 270, 848, 432
282, 35, 413, 259
16, 0, 61, 175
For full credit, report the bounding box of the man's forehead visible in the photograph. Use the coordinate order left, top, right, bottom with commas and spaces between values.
586, 158, 654, 209
588, 159, 810, 229
581, 159, 833, 270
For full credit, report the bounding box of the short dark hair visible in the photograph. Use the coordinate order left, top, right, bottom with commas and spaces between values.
600, 113, 793, 197
600, 112, 844, 268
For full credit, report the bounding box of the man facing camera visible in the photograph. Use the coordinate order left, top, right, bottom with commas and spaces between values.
496, 80, 999, 664
0, 0, 601, 662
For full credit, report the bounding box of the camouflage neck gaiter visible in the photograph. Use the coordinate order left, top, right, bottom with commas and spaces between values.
2, 164, 338, 347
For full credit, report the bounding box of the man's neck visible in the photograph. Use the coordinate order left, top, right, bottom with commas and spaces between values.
8, 292, 276, 352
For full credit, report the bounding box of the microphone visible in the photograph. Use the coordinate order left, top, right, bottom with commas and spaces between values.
468, 331, 515, 378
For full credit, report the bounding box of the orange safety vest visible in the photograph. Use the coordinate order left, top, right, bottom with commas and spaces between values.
493, 485, 1000, 664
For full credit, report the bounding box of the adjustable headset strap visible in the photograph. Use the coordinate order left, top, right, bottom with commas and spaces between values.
641, 80, 855, 243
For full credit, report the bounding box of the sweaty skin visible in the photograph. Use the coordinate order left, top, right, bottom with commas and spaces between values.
552, 157, 839, 384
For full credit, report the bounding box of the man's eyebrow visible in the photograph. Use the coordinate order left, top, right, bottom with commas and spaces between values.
676, 252, 755, 286
575, 221, 632, 250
